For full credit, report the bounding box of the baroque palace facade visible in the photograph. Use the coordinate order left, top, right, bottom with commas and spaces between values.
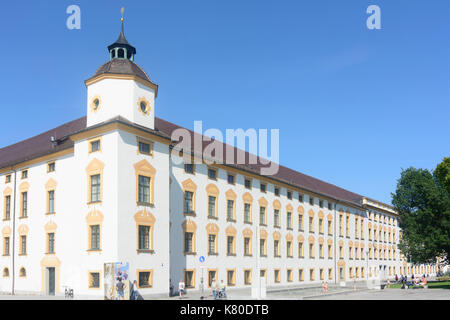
0, 23, 437, 297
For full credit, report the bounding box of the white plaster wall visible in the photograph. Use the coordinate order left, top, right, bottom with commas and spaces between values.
87, 79, 155, 130
116, 130, 171, 295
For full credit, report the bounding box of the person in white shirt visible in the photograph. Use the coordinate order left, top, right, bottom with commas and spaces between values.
178, 279, 185, 299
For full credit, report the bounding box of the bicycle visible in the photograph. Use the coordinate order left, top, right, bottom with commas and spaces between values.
64, 286, 74, 300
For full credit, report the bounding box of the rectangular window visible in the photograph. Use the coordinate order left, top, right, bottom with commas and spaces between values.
309, 196, 314, 206
208, 234, 216, 255
185, 232, 193, 253
244, 237, 251, 256
48, 233, 55, 254
90, 140, 101, 153
310, 268, 315, 281
90, 225, 100, 250
244, 179, 251, 189
208, 196, 216, 218
298, 242, 304, 258
287, 191, 292, 200
274, 269, 280, 283
227, 270, 235, 286
328, 202, 332, 210
328, 220, 332, 235
309, 243, 314, 258
90, 174, 101, 203
319, 200, 324, 208
244, 203, 251, 223
227, 174, 235, 185
138, 225, 150, 250
227, 236, 234, 255
138, 271, 152, 288
207, 168, 217, 180
287, 241, 292, 257
299, 269, 304, 281
138, 175, 151, 204
274, 209, 280, 227
138, 141, 151, 155
274, 187, 280, 196
287, 212, 292, 229
319, 244, 324, 258
274, 240, 280, 257
48, 190, 55, 214
5, 196, 11, 220
47, 162, 55, 173
89, 272, 100, 288
259, 206, 266, 225
185, 270, 194, 288
244, 270, 252, 285
328, 268, 333, 280
208, 271, 217, 287
320, 268, 324, 280
21, 170, 28, 179
287, 269, 293, 282
227, 200, 234, 220
260, 183, 266, 193
319, 218, 323, 234
21, 192, 28, 218
21, 236, 26, 255
298, 194, 303, 203
184, 163, 194, 174
5, 175, 11, 183
328, 244, 332, 259
184, 191, 194, 214
309, 217, 314, 232
260, 239, 266, 256
4, 237, 10, 256
298, 214, 304, 231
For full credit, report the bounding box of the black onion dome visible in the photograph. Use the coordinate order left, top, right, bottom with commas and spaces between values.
93, 58, 152, 83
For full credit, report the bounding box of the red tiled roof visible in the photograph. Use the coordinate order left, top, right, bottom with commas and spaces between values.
0, 116, 364, 207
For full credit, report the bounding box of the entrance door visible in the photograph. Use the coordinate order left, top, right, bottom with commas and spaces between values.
48, 267, 55, 296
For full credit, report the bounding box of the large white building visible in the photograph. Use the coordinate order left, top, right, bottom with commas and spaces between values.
0, 21, 437, 298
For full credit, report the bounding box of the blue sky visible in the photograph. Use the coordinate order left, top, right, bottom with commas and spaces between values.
0, 1, 448, 204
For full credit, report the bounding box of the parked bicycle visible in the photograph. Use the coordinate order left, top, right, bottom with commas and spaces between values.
64, 286, 74, 300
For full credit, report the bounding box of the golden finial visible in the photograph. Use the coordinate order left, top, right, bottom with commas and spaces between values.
121, 7, 125, 22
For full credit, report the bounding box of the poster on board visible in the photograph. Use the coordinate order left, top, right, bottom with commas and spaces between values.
104, 262, 130, 300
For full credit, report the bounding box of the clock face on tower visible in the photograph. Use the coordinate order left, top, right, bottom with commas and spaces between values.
137, 97, 150, 116
90, 96, 101, 112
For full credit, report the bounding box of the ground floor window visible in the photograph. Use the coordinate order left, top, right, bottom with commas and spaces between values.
274, 269, 280, 283
244, 269, 252, 285
138, 270, 153, 288
208, 270, 217, 287
299, 269, 304, 281
185, 270, 195, 288
287, 269, 293, 282
89, 272, 100, 288
227, 269, 235, 286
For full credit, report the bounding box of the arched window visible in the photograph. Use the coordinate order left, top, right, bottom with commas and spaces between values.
20, 267, 26, 277
3, 268, 9, 277
118, 49, 125, 58
111, 50, 116, 59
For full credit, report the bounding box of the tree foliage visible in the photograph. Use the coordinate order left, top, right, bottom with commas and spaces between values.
391, 158, 450, 265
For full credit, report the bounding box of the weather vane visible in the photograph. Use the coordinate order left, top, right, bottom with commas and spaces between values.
121, 7, 125, 22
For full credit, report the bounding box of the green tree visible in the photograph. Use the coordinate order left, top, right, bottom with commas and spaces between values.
435, 157, 450, 194
391, 159, 450, 266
